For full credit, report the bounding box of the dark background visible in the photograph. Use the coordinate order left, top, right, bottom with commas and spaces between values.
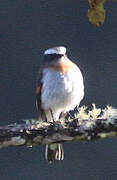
0, 0, 117, 180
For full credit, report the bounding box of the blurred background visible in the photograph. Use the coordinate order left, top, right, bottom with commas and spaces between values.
0, 0, 117, 179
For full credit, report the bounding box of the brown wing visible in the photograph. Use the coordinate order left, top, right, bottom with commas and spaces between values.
36, 67, 42, 108
36, 83, 42, 113
36, 68, 47, 121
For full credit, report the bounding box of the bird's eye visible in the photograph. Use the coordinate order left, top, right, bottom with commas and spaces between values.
44, 54, 64, 61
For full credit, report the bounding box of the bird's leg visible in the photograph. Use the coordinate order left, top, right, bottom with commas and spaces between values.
69, 112, 73, 118
59, 112, 66, 119
41, 109, 47, 122
50, 109, 55, 123
67, 111, 74, 119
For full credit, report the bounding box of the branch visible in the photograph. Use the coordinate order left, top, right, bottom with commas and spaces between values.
0, 104, 117, 149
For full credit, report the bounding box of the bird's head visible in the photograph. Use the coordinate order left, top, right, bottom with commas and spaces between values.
43, 46, 67, 63
44, 46, 66, 56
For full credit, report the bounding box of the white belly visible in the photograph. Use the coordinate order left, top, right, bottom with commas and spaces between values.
41, 66, 84, 114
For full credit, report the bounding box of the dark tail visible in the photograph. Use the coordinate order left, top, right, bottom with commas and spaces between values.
45, 143, 64, 163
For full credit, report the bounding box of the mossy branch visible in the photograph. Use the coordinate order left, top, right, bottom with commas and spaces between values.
0, 104, 117, 149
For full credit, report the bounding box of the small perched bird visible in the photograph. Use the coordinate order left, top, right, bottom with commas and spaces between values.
36, 46, 84, 162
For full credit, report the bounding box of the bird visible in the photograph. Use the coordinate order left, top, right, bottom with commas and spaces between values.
36, 46, 84, 162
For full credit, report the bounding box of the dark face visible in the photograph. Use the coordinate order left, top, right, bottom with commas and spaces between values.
43, 53, 64, 62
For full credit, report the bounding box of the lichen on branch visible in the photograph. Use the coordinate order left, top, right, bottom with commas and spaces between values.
0, 104, 117, 150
